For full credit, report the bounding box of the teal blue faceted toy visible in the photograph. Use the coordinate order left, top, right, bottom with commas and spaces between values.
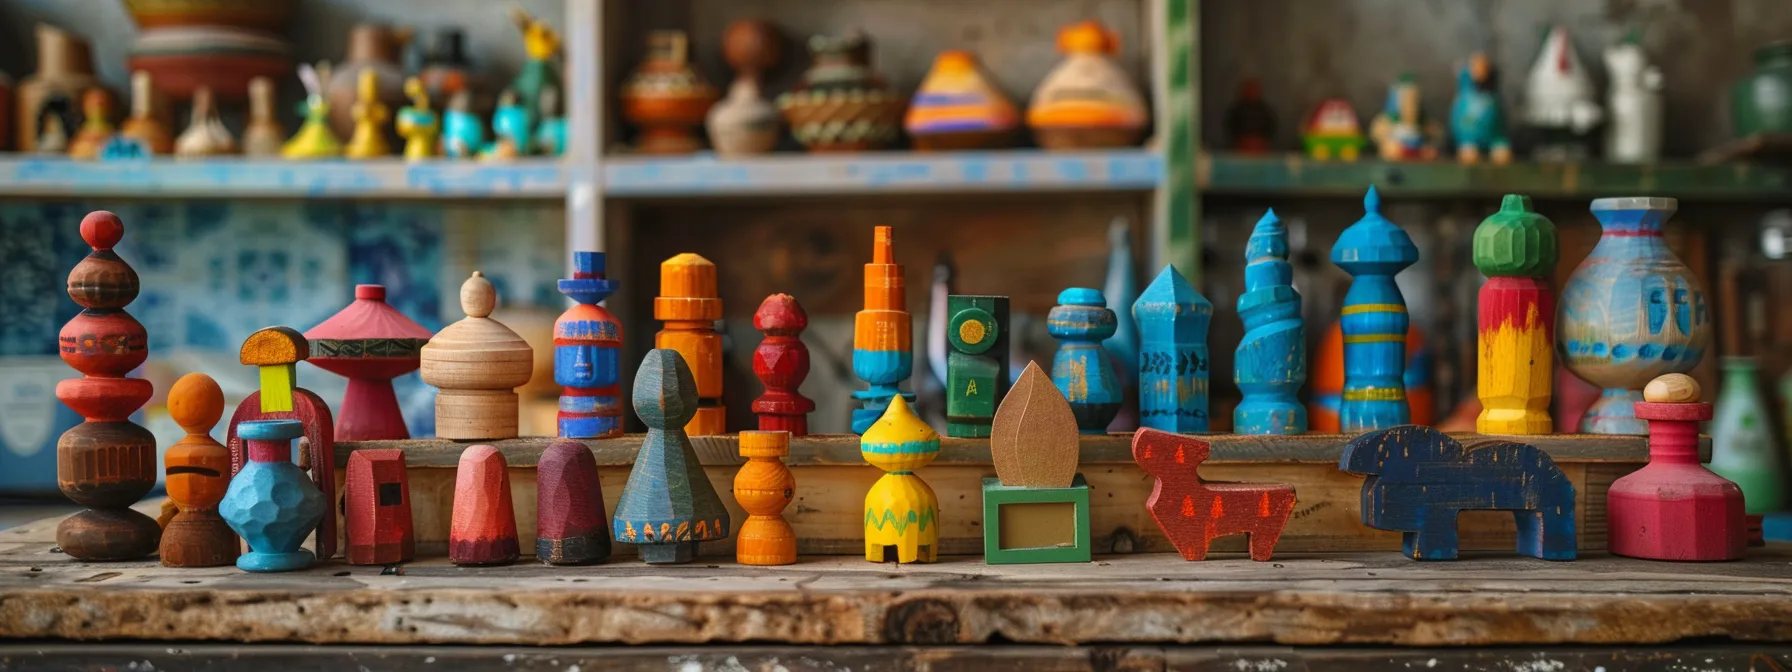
219, 419, 325, 572
1049, 287, 1122, 434
1235, 209, 1307, 435
1133, 266, 1211, 433
1331, 187, 1418, 432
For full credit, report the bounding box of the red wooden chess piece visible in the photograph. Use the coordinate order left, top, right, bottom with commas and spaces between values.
451, 444, 519, 566
345, 448, 414, 565
1608, 374, 1747, 561
305, 284, 434, 441
536, 439, 610, 565
752, 294, 814, 436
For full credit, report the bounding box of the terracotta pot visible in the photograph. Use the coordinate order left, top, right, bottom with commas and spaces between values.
16, 24, 102, 152
326, 24, 409, 140
777, 31, 905, 152
123, 0, 297, 31
129, 26, 291, 102
620, 31, 718, 155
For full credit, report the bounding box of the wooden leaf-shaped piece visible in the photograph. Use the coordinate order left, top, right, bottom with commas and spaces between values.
990, 361, 1079, 488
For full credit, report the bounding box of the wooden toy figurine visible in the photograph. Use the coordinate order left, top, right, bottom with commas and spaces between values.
655, 254, 725, 435
905, 49, 1020, 150
945, 295, 1010, 438
344, 448, 414, 565
752, 294, 814, 436
1135, 266, 1211, 433
225, 326, 338, 561
1224, 79, 1276, 153
396, 77, 439, 160
220, 420, 326, 572
1608, 374, 1746, 561
118, 71, 171, 155
55, 211, 161, 561
482, 90, 535, 159
241, 76, 285, 157
305, 284, 434, 441
1450, 53, 1512, 164
160, 373, 237, 567
984, 362, 1091, 564
555, 252, 624, 439
1331, 187, 1418, 432
345, 68, 392, 159
421, 272, 534, 440
508, 4, 563, 123
537, 438, 610, 565
283, 64, 343, 159
777, 31, 905, 152
1133, 428, 1296, 561
862, 395, 939, 564
1559, 197, 1710, 434
613, 349, 731, 564
1712, 357, 1785, 514
1235, 210, 1305, 435
1027, 20, 1148, 149
1341, 425, 1577, 560
1525, 26, 1604, 161
1605, 39, 1663, 163
68, 88, 114, 160
450, 444, 519, 566
1475, 195, 1558, 434
1370, 74, 1441, 161
535, 85, 568, 156
442, 90, 486, 159
735, 430, 797, 566
1049, 288, 1122, 433
1302, 98, 1365, 161
706, 19, 782, 156
620, 30, 718, 154
174, 85, 236, 158
852, 227, 914, 434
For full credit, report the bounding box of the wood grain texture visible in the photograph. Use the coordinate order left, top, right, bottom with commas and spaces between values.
751, 294, 814, 436
345, 449, 414, 566
1341, 425, 1577, 561
449, 444, 519, 566
1609, 375, 1746, 561
852, 226, 915, 434
305, 284, 434, 442
989, 362, 1079, 489
613, 349, 731, 564
420, 272, 534, 441
554, 252, 624, 440
1473, 196, 1557, 435
655, 254, 726, 436
159, 372, 237, 568
734, 430, 797, 566
861, 396, 940, 564
1134, 428, 1295, 561
1330, 188, 1418, 432
535, 439, 609, 565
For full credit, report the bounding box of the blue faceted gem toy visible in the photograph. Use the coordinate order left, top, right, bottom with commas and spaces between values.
219, 419, 326, 572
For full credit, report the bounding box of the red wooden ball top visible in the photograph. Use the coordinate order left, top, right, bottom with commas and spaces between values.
81, 211, 124, 251
754, 294, 808, 333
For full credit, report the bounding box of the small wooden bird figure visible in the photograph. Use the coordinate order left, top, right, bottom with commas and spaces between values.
396, 77, 440, 161
346, 68, 393, 159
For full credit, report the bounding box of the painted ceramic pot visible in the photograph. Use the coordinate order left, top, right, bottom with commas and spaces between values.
16, 24, 102, 152
1027, 20, 1147, 149
777, 31, 905, 152
325, 24, 409, 139
905, 50, 1018, 151
1732, 40, 1792, 138
706, 19, 782, 156
621, 31, 718, 155
129, 26, 291, 102
219, 420, 325, 573
123, 0, 296, 31
1558, 197, 1712, 435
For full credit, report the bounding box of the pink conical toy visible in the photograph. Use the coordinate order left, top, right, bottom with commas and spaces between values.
1607, 374, 1746, 561
305, 285, 434, 441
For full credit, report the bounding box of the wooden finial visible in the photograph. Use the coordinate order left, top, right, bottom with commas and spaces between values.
655, 254, 725, 435
1644, 374, 1700, 403
990, 361, 1079, 488
462, 271, 495, 318
423, 271, 533, 440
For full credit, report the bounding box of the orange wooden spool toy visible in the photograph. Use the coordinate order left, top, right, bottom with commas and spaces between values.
734, 430, 797, 565
159, 372, 238, 567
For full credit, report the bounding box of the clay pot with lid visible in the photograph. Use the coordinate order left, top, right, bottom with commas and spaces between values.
621, 31, 719, 154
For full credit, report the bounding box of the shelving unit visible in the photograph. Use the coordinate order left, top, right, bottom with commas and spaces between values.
1201, 154, 1792, 199
0, 158, 569, 199
603, 149, 1163, 198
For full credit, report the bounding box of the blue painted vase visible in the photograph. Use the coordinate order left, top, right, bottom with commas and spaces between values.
1133, 265, 1211, 432
1559, 197, 1711, 435
1235, 209, 1306, 434
219, 419, 325, 572
1330, 187, 1418, 432
1049, 287, 1123, 434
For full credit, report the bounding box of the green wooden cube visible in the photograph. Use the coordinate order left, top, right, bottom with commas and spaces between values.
981, 474, 1091, 564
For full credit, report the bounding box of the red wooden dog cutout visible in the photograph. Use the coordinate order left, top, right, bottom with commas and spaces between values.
1132, 428, 1296, 561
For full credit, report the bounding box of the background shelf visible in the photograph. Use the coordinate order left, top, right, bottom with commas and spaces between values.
603, 149, 1164, 197
1200, 154, 1792, 199
0, 158, 569, 199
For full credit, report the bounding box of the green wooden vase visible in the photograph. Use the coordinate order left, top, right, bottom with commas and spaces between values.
1710, 357, 1785, 513
1732, 41, 1792, 138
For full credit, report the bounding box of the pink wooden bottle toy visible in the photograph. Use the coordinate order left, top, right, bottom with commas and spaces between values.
1606, 373, 1746, 561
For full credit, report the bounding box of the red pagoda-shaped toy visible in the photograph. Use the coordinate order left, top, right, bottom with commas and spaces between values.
1607, 374, 1747, 561
305, 284, 434, 441
752, 293, 814, 436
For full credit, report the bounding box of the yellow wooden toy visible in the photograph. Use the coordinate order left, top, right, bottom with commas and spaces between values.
861, 395, 940, 564
283, 63, 343, 159
346, 68, 392, 160
397, 77, 440, 161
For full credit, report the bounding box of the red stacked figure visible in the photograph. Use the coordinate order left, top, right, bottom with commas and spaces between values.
56, 211, 161, 561
751, 294, 814, 435
1608, 374, 1747, 561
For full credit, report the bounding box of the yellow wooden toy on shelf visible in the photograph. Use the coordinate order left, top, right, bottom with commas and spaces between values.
396, 77, 439, 161
283, 63, 343, 159
861, 396, 940, 564
346, 68, 392, 159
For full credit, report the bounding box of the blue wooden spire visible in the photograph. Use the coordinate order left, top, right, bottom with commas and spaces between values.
1235, 209, 1307, 434
1132, 266, 1211, 432
1330, 187, 1419, 432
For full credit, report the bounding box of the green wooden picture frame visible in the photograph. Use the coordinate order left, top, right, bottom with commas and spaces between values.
981, 474, 1091, 564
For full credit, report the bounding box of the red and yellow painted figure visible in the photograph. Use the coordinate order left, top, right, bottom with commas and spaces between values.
1475, 195, 1557, 434
852, 227, 914, 434
655, 253, 724, 435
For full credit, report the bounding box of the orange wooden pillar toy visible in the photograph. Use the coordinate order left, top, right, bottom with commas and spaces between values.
734, 430, 797, 565
655, 253, 725, 435
159, 372, 238, 567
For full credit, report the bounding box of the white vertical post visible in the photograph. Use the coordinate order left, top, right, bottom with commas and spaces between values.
564, 0, 603, 269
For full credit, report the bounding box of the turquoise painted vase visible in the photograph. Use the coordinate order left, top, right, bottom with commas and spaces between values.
1049, 287, 1123, 434
219, 419, 325, 572
1732, 41, 1792, 138
1558, 197, 1711, 435
1711, 356, 1786, 514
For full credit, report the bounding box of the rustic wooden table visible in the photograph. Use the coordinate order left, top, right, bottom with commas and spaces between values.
3, 504, 1792, 670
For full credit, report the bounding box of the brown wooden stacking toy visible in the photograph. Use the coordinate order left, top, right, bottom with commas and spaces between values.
421, 272, 534, 440
56, 211, 161, 561
655, 254, 725, 435
159, 372, 238, 567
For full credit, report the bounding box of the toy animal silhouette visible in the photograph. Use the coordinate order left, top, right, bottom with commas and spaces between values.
1132, 428, 1295, 561
1339, 425, 1577, 560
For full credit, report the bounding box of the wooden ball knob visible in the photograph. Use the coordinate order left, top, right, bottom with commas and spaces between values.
461, 271, 496, 318
81, 211, 124, 250
1644, 374, 1700, 403
168, 372, 225, 434
721, 19, 781, 77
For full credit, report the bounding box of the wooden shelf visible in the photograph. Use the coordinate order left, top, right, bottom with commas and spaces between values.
1199, 153, 1792, 199
0, 157, 568, 199
602, 149, 1164, 197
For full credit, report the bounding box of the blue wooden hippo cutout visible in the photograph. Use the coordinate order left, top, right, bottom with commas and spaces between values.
1339, 425, 1576, 561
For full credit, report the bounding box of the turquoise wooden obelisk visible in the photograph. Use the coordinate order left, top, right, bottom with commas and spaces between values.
1049, 287, 1123, 434
1132, 266, 1210, 432
1235, 209, 1307, 434
1331, 187, 1418, 432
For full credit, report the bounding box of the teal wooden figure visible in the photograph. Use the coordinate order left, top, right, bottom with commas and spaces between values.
483, 91, 536, 158
1235, 209, 1307, 434
1448, 52, 1513, 164
945, 295, 1010, 438
612, 349, 731, 564
1103, 219, 1140, 384
535, 85, 568, 156
442, 92, 486, 159
1132, 266, 1211, 432
1049, 287, 1123, 434
1331, 187, 1418, 432
218, 419, 325, 573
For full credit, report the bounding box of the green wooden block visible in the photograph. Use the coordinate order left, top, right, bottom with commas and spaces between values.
946, 295, 1009, 438
981, 474, 1091, 564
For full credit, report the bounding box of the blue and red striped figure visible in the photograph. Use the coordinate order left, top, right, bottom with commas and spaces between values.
555, 251, 623, 439
1331, 187, 1419, 432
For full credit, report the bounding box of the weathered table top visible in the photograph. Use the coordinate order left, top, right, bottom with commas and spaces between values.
3, 505, 1791, 648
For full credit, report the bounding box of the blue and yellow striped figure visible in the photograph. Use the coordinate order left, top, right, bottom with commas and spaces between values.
1050, 288, 1124, 433
862, 396, 940, 564
1330, 187, 1419, 432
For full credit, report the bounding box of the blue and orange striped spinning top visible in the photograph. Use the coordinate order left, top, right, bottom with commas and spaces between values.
1330, 187, 1418, 432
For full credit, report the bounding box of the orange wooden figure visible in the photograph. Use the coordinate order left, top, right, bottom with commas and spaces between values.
450, 444, 519, 566
1132, 427, 1296, 561
734, 430, 797, 565
159, 372, 238, 567
345, 448, 414, 565
655, 253, 725, 435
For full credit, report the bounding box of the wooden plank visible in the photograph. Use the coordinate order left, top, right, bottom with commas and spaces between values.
0, 159, 568, 199
603, 151, 1163, 197
1201, 153, 1792, 199
6, 540, 1792, 647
